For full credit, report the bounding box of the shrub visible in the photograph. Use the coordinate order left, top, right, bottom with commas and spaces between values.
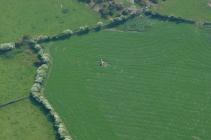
34, 44, 41, 51
64, 136, 72, 140
35, 76, 44, 84
30, 44, 42, 52
40, 53, 50, 64
97, 21, 104, 26
150, 0, 159, 4
51, 29, 73, 41
36, 69, 47, 78
35, 64, 49, 84
78, 0, 91, 3
31, 91, 40, 98
38, 49, 44, 57
98, 1, 124, 18
40, 97, 53, 111
63, 29, 73, 36
35, 35, 50, 43
106, 16, 127, 28
31, 83, 41, 92
38, 64, 49, 70
0, 43, 15, 52
95, 21, 104, 31
77, 26, 90, 35
120, 15, 127, 21
20, 35, 37, 47
38, 50, 50, 64
51, 111, 62, 125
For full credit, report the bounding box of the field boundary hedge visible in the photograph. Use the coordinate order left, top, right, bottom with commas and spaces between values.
26, 42, 72, 140
0, 9, 208, 55
0, 5, 210, 139
0, 7, 210, 139
0, 10, 143, 140
144, 10, 211, 26
0, 10, 141, 54
144, 11, 195, 24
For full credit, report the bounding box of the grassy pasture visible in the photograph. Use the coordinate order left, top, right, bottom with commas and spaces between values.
0, 48, 36, 102
153, 0, 211, 22
0, 0, 101, 43
0, 0, 101, 139
0, 100, 57, 140
116, 15, 160, 32
44, 20, 211, 140
0, 49, 56, 140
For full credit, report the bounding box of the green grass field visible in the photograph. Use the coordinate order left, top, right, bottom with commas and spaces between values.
44, 20, 211, 140
0, 0, 101, 43
0, 49, 36, 102
0, 0, 102, 139
0, 100, 56, 140
0, 49, 56, 140
153, 0, 211, 22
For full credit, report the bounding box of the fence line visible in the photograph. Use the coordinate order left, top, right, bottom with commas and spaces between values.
0, 96, 29, 109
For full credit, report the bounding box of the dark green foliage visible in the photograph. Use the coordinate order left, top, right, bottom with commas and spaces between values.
99, 1, 124, 18
77, 26, 90, 35
144, 11, 195, 24
78, 0, 91, 3
149, 0, 159, 4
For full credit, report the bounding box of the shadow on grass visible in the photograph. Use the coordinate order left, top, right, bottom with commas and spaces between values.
29, 96, 61, 140
0, 48, 22, 59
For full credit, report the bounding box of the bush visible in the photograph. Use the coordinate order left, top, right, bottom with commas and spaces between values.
34, 44, 41, 50
40, 98, 53, 111
38, 49, 50, 64
31, 91, 38, 97
97, 21, 104, 26
64, 136, 72, 140
51, 111, 62, 125
30, 50, 72, 140
95, 21, 104, 31
40, 53, 50, 64
38, 49, 44, 57
77, 26, 90, 35
35, 76, 44, 84
150, 0, 159, 4
20, 35, 37, 47
63, 29, 73, 36
37, 64, 49, 71
30, 44, 42, 52
120, 15, 127, 21
98, 1, 124, 18
36, 69, 47, 78
51, 29, 73, 41
31, 83, 41, 92
0, 43, 15, 52
78, 0, 91, 3
35, 35, 50, 43
106, 16, 127, 27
